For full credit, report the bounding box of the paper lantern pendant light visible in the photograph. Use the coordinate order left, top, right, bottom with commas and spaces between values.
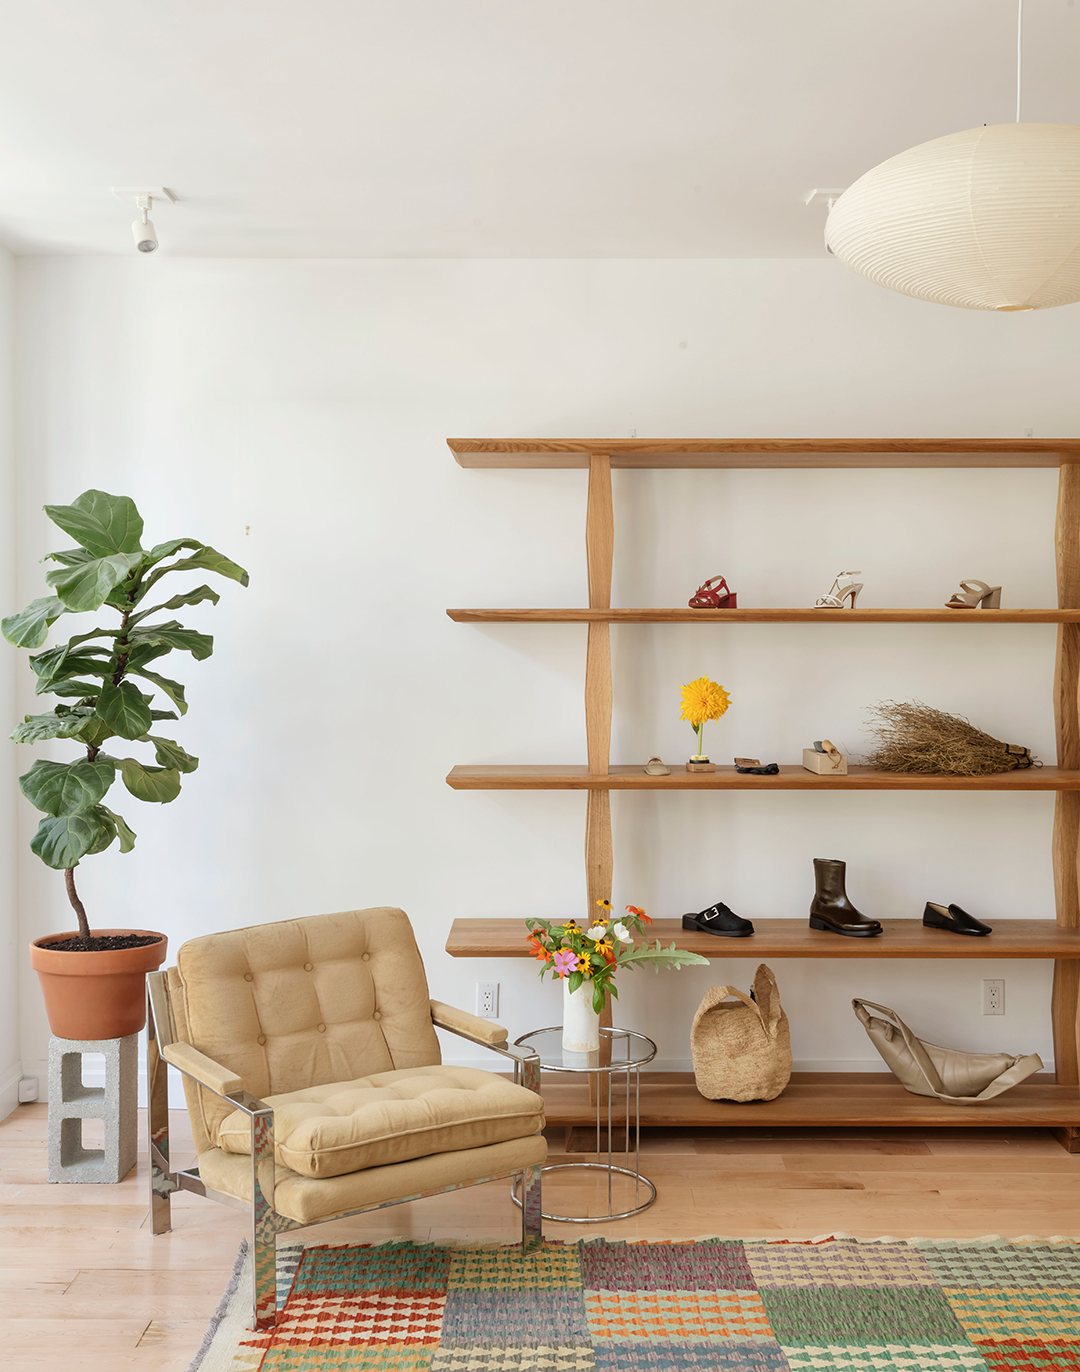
825, 122, 1080, 311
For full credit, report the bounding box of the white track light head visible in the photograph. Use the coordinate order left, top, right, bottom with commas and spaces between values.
114, 188, 173, 253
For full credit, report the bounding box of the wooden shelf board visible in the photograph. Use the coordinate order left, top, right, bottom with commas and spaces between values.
446, 917, 1080, 960
449, 438, 1080, 470
448, 607, 1080, 624
536, 1072, 1080, 1129
447, 764, 1080, 792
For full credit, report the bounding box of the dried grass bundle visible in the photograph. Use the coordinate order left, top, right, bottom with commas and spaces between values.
864, 699, 1037, 776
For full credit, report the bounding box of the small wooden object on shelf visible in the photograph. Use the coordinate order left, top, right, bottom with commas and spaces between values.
685, 758, 716, 773
446, 438, 1080, 1146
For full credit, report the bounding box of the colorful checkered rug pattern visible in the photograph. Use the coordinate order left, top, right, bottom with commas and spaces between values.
208, 1236, 1080, 1371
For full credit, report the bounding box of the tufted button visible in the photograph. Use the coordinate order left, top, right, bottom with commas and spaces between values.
317, 1023, 326, 1033
303, 962, 313, 972
257, 1034, 267, 1045
244, 972, 254, 982
361, 952, 370, 962
372, 1010, 382, 1021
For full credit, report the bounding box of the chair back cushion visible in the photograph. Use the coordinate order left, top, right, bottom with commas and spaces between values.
172, 907, 441, 1149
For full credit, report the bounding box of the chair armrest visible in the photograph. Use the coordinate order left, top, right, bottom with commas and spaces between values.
161, 1042, 245, 1097
430, 999, 509, 1046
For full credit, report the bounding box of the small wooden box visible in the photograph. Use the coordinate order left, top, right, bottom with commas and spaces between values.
686, 759, 717, 773
802, 747, 848, 775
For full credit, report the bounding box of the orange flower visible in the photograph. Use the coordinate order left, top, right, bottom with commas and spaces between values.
626, 904, 652, 924
526, 934, 548, 962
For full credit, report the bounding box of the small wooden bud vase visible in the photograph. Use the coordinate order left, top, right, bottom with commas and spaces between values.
802, 747, 848, 775
686, 757, 717, 773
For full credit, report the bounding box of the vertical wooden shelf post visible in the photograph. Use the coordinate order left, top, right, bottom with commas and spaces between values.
1053, 462, 1080, 1104
584, 455, 614, 1100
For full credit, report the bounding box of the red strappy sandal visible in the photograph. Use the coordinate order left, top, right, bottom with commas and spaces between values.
688, 575, 737, 609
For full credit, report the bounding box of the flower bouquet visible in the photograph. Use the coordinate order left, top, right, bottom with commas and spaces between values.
527, 902, 709, 1050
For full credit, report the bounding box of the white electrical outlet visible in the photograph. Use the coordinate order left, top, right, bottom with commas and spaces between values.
476, 981, 499, 1018
982, 978, 1005, 1015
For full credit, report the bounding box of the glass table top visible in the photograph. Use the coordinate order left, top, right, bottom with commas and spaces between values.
514, 1026, 657, 1073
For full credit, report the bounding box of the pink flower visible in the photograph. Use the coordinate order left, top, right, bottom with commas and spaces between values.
551, 948, 577, 978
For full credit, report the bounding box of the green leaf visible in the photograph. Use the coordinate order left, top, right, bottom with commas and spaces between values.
143, 735, 198, 772
10, 707, 97, 743
44, 490, 144, 557
30, 645, 112, 695
147, 537, 204, 564
615, 941, 710, 971
592, 982, 606, 1014
148, 709, 179, 721
45, 680, 104, 699
100, 805, 136, 853
45, 552, 144, 612
567, 971, 583, 994
124, 640, 172, 671
30, 811, 112, 869
1, 597, 67, 649
129, 584, 220, 624
129, 667, 188, 715
45, 547, 96, 567
19, 758, 116, 817
148, 546, 249, 589
66, 627, 121, 648
96, 680, 153, 739
74, 715, 116, 748
128, 621, 213, 660
119, 757, 182, 803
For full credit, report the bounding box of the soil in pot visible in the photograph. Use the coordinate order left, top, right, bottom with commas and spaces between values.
46, 933, 162, 953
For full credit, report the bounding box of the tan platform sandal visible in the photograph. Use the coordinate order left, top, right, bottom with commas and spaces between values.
945, 579, 1001, 609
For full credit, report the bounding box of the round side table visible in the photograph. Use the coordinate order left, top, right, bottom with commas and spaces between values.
510, 1025, 657, 1222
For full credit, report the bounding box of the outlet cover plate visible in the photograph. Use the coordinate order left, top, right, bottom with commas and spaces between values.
476, 982, 499, 1019
982, 978, 1005, 1015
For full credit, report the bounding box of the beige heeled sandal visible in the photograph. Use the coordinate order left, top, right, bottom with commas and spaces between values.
814, 571, 864, 609
945, 579, 1001, 609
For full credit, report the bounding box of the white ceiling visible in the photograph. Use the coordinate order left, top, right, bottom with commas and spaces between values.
0, 0, 1078, 257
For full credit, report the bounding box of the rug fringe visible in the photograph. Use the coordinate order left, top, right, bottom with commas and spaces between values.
185, 1239, 248, 1372
286, 1230, 1080, 1250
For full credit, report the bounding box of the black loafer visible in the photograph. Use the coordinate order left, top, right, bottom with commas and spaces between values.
923, 902, 992, 936
681, 902, 754, 937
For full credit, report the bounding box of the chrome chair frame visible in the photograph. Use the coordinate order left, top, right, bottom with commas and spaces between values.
146, 971, 543, 1329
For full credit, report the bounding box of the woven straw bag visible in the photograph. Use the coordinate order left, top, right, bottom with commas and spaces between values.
690, 964, 792, 1101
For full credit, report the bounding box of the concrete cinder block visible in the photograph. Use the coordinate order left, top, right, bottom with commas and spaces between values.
47, 1034, 138, 1183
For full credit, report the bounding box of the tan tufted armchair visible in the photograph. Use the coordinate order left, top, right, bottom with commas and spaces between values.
146, 907, 545, 1328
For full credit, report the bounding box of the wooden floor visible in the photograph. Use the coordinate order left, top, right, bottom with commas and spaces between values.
4, 1105, 1080, 1370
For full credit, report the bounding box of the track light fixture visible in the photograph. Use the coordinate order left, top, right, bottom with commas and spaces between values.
133, 197, 157, 253
111, 187, 175, 254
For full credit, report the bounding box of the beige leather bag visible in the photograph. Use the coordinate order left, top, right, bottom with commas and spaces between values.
853, 999, 1043, 1105
691, 964, 791, 1102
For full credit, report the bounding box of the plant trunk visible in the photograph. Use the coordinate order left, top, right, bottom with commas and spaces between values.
64, 867, 91, 939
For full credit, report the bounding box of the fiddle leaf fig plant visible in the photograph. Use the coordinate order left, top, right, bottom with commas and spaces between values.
3, 490, 248, 941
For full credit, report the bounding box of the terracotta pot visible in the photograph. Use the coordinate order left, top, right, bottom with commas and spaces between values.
30, 929, 168, 1040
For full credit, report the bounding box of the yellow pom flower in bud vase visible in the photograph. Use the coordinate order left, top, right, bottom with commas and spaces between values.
680, 675, 731, 770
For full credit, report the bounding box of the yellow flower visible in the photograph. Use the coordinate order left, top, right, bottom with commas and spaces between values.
576, 955, 593, 974
561, 920, 578, 931
596, 899, 613, 912
680, 675, 731, 727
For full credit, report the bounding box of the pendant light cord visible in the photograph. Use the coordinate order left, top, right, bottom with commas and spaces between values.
1016, 0, 1023, 122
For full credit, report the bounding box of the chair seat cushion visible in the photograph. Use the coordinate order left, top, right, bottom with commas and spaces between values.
216, 1064, 545, 1179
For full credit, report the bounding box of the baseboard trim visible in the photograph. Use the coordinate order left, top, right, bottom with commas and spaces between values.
0, 1060, 23, 1122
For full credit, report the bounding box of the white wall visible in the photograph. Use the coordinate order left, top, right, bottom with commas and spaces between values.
11, 256, 1080, 1092
0, 244, 19, 1120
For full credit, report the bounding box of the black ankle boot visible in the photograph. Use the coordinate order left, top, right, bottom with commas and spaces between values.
809, 858, 882, 937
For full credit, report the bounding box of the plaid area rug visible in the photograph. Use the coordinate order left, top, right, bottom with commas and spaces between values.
190, 1235, 1080, 1371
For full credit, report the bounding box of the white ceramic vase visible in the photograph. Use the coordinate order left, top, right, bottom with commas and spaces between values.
562, 978, 601, 1052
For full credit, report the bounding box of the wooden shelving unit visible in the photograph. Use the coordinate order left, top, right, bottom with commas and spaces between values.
446, 918, 1080, 961
448, 765, 1080, 792
449, 608, 1080, 624
445, 438, 1080, 1148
